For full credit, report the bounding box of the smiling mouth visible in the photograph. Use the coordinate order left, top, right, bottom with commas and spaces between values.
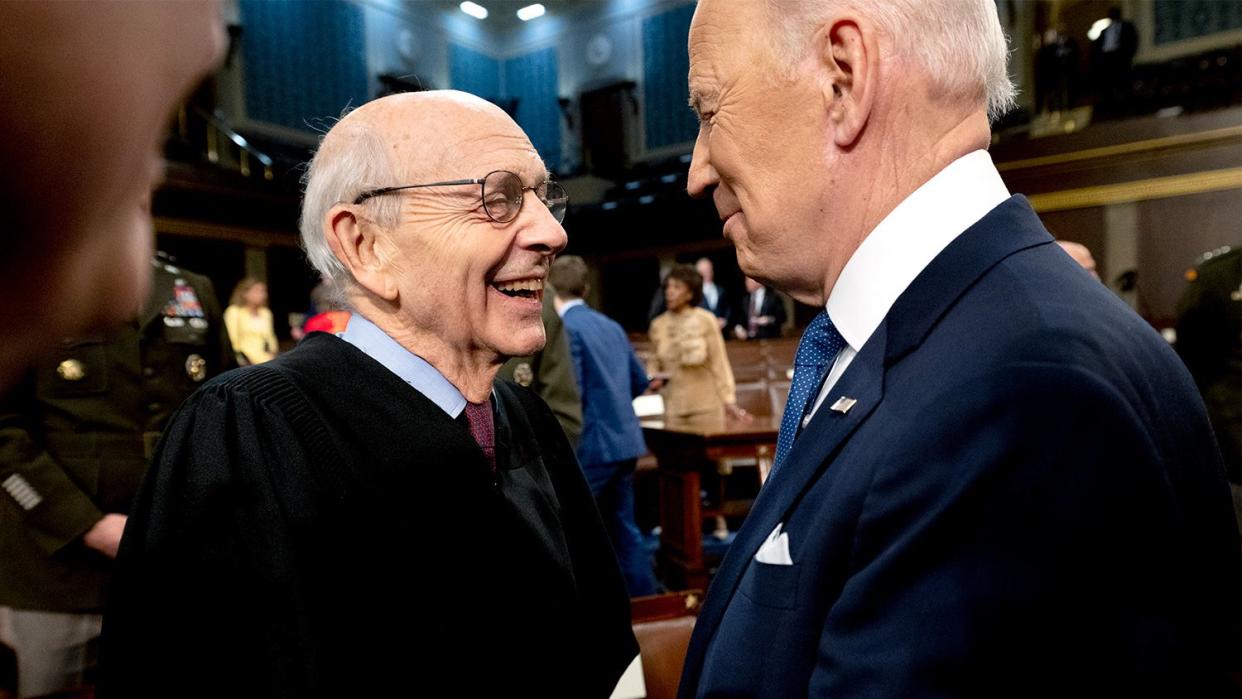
491, 278, 544, 301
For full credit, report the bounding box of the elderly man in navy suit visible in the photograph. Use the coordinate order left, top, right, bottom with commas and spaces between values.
551, 255, 659, 597
680, 0, 1241, 696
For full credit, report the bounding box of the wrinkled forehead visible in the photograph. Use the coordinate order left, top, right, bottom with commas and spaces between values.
687, 0, 760, 109
385, 104, 549, 184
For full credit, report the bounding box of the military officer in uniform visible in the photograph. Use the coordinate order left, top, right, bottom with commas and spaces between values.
0, 256, 233, 697
1176, 245, 1242, 531
500, 287, 584, 448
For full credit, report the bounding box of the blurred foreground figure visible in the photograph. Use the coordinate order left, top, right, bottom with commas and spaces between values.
0, 1, 226, 391
0, 258, 232, 697
100, 91, 636, 698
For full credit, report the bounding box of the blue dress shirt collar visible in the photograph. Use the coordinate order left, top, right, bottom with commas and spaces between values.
340, 313, 467, 418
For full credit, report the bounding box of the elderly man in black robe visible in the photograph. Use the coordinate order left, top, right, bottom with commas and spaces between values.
99, 91, 637, 698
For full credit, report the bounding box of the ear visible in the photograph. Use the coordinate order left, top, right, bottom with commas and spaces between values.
817, 17, 877, 148
323, 204, 399, 302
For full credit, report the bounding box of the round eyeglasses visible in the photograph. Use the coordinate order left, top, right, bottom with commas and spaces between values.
352, 170, 568, 224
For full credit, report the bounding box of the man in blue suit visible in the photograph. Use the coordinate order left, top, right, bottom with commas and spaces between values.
551, 255, 659, 597
681, 0, 1241, 696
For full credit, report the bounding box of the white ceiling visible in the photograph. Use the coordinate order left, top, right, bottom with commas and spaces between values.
411, 0, 595, 32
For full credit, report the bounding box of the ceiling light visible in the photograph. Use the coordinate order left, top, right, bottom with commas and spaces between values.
460, 2, 488, 20
517, 4, 546, 21
1087, 18, 1112, 41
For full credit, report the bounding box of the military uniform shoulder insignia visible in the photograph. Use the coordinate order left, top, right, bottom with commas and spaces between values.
513, 362, 534, 387
186, 354, 208, 382
2, 473, 42, 511
164, 279, 206, 320
56, 359, 86, 381
151, 258, 181, 274
1195, 245, 1234, 266
1187, 245, 1235, 281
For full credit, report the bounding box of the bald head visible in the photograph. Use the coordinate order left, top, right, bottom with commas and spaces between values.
1056, 241, 1099, 280
300, 90, 538, 287
299, 90, 566, 399
328, 90, 515, 177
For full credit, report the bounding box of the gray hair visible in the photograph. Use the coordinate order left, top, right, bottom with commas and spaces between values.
298, 120, 403, 291
766, 0, 1017, 122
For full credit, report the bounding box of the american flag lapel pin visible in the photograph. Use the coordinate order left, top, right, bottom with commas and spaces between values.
829, 396, 857, 414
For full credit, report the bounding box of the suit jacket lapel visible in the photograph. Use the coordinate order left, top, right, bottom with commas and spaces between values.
685, 196, 1057, 679
689, 325, 888, 646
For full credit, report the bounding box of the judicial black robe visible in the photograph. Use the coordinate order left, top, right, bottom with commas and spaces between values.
98, 332, 637, 698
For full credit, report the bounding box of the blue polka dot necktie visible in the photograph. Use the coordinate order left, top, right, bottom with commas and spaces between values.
774, 311, 846, 473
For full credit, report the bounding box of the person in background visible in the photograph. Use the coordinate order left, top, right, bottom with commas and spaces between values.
1176, 245, 1241, 532
695, 257, 731, 334
99, 91, 636, 698
1056, 239, 1100, 280
500, 289, 584, 448
649, 264, 740, 428
0, 257, 232, 698
223, 278, 278, 365
0, 2, 226, 392
679, 0, 1239, 695
301, 281, 351, 338
733, 276, 786, 340
1091, 6, 1138, 117
0, 639, 13, 699
550, 255, 658, 597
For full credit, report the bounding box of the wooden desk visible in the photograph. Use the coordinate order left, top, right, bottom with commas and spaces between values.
642, 415, 779, 589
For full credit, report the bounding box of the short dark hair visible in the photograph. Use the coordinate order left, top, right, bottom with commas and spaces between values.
549, 255, 590, 299
665, 264, 704, 306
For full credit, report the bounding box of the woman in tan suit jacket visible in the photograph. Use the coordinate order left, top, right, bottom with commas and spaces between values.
649, 265, 737, 428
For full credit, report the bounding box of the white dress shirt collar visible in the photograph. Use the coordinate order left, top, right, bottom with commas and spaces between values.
825, 150, 1010, 353
703, 282, 719, 309
751, 287, 765, 313
556, 298, 586, 318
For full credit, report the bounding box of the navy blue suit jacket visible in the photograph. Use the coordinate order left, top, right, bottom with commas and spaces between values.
680, 197, 1241, 697
562, 304, 649, 468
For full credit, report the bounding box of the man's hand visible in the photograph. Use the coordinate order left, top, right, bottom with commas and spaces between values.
733, 325, 749, 340
83, 513, 127, 558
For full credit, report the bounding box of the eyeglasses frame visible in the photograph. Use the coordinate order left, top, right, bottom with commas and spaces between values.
351, 169, 567, 224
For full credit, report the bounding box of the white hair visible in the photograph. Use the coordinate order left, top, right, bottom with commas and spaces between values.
298, 120, 402, 291
767, 0, 1017, 122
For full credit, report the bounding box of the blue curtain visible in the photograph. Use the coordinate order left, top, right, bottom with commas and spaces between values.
240, 0, 369, 130
642, 3, 698, 150
449, 44, 502, 101
504, 47, 562, 172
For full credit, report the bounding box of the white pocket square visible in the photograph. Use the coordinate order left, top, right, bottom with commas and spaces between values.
754, 523, 793, 565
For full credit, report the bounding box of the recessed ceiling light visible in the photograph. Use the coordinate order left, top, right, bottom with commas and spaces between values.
1087, 17, 1112, 41
460, 2, 488, 20
517, 4, 546, 21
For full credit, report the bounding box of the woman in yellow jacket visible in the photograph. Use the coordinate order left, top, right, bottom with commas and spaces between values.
223, 278, 278, 365
649, 264, 738, 428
